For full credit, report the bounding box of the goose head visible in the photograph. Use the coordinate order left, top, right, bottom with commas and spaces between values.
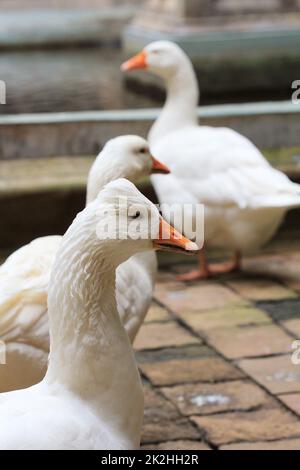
90, 178, 199, 265
121, 41, 189, 80
102, 135, 170, 176
87, 135, 170, 203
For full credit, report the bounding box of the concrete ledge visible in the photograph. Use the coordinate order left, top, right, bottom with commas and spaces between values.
1, 100, 299, 124
0, 101, 300, 159
0, 156, 152, 197
0, 156, 155, 249
0, 156, 92, 197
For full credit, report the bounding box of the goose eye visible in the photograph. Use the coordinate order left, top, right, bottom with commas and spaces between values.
132, 211, 141, 220
139, 147, 147, 154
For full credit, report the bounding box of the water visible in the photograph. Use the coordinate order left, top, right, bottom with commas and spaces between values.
0, 47, 158, 115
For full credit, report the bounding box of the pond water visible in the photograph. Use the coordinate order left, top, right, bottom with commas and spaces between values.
0, 47, 158, 115
0, 46, 290, 115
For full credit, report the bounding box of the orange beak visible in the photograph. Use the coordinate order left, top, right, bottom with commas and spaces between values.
121, 50, 147, 72
154, 219, 199, 255
151, 156, 170, 175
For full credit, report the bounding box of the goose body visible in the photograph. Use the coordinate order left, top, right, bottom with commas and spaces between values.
0, 236, 59, 391
0, 136, 169, 392
122, 42, 300, 277
0, 179, 198, 450
150, 125, 298, 252
0, 382, 136, 450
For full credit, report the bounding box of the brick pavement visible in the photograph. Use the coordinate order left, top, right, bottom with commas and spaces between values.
134, 243, 300, 450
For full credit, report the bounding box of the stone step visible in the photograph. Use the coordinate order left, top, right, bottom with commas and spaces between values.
1, 148, 300, 198
0, 156, 93, 197
1, 102, 299, 160
0, 156, 155, 250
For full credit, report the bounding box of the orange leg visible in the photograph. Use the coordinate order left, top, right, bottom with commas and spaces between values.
177, 249, 241, 282
208, 250, 242, 275
176, 247, 212, 281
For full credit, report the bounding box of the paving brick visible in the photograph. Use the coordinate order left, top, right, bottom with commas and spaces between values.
134, 322, 199, 351
220, 438, 300, 450
273, 253, 300, 292
278, 393, 300, 416
257, 299, 300, 323
145, 303, 171, 323
161, 381, 271, 416
136, 344, 215, 365
178, 306, 271, 333
154, 282, 245, 314
226, 278, 297, 301
282, 319, 300, 338
171, 263, 203, 275
207, 324, 293, 359
192, 408, 300, 446
140, 357, 243, 387
142, 440, 211, 450
242, 253, 288, 278
154, 281, 184, 298
142, 386, 202, 444
239, 355, 300, 394
156, 271, 177, 283
142, 419, 201, 445
144, 386, 180, 422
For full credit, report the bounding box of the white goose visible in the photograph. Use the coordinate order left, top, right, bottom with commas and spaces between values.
0, 136, 170, 392
122, 41, 300, 281
0, 179, 198, 450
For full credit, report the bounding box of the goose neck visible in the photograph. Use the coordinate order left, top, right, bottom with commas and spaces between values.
45, 221, 143, 447
86, 160, 127, 204
149, 63, 199, 145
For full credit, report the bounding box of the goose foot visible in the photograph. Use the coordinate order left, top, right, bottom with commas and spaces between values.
208, 251, 242, 275
176, 268, 212, 282
176, 250, 241, 282
176, 248, 212, 281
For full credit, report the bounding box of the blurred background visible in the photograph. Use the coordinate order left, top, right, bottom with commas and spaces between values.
1, 0, 300, 113
1, 0, 300, 251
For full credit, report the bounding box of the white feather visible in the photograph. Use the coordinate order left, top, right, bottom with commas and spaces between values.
0, 137, 157, 392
